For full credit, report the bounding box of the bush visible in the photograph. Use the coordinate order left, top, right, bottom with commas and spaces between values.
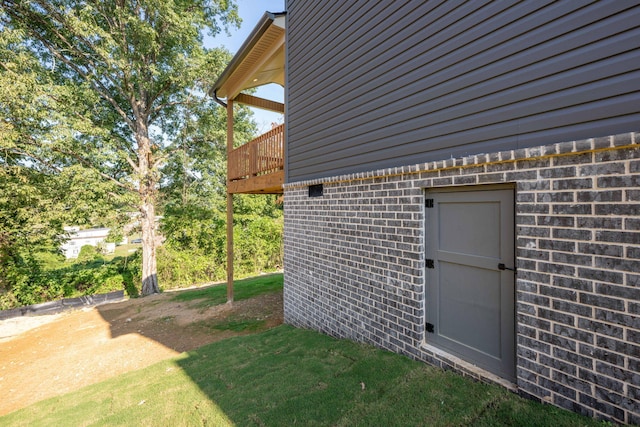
0, 195, 284, 309
0, 250, 141, 310
234, 216, 283, 276
76, 245, 104, 263
156, 246, 225, 290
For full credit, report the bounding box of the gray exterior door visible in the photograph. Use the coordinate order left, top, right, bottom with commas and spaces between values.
426, 187, 515, 381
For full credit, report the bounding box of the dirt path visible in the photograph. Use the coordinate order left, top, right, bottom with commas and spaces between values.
0, 289, 283, 416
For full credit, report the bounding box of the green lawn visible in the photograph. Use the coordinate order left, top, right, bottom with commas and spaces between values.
1, 323, 608, 426
171, 273, 284, 308
104, 243, 141, 261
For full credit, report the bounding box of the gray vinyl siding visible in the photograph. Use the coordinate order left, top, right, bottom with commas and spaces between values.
285, 0, 640, 183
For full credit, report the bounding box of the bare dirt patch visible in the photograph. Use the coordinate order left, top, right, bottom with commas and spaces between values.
0, 289, 283, 416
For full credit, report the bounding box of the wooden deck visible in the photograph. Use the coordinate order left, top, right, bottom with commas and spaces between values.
227, 123, 284, 194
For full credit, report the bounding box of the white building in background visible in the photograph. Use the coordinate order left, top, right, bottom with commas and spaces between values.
61, 227, 115, 259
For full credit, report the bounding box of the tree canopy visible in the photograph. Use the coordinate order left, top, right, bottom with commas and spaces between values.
0, 0, 241, 295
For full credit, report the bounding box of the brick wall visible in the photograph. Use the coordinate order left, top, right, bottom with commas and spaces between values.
283, 132, 640, 425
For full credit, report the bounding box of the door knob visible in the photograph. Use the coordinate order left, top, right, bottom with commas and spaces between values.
498, 263, 516, 272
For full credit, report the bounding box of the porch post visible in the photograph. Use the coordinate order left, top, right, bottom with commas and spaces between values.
226, 98, 234, 303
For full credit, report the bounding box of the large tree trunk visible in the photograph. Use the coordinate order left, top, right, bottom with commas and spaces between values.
136, 118, 160, 296
140, 199, 159, 295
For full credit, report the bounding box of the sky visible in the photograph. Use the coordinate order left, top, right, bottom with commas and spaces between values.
207, 0, 286, 133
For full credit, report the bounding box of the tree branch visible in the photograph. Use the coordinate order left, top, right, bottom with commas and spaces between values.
52, 146, 135, 192
5, 1, 136, 132
7, 147, 61, 173
125, 154, 139, 173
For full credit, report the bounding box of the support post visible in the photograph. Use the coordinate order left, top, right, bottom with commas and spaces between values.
226, 192, 234, 303
226, 99, 234, 303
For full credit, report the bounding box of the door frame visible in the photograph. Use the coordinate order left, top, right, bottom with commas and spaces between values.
424, 184, 516, 381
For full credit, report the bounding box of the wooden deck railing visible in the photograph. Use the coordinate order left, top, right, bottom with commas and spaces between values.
228, 123, 284, 181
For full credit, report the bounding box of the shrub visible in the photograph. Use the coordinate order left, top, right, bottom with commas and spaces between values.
156, 246, 225, 290
0, 250, 141, 310
234, 216, 283, 276
76, 245, 103, 263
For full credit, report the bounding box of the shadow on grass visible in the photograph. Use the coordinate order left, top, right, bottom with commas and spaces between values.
94, 273, 284, 353
170, 325, 609, 427
49, 273, 605, 426
0, 321, 611, 425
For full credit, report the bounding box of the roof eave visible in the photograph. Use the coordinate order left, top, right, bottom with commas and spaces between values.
209, 11, 286, 100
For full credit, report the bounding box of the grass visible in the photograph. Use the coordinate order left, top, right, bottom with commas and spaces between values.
183, 274, 284, 333
0, 324, 608, 426
208, 316, 266, 332
171, 273, 284, 308
104, 243, 140, 261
